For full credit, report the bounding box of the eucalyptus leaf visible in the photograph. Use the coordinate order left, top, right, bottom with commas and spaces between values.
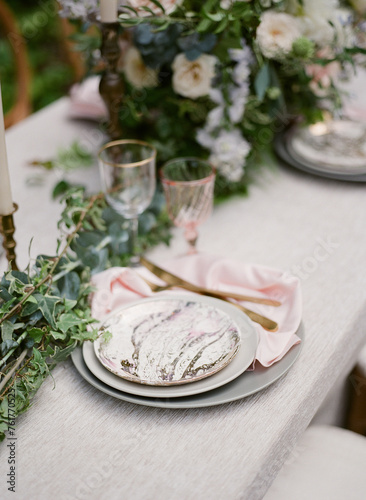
254, 63, 270, 102
149, 0, 166, 13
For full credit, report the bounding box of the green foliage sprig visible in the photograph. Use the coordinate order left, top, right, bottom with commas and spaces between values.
0, 186, 172, 442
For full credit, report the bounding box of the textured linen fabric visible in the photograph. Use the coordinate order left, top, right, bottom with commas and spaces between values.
1, 98, 366, 500
263, 426, 366, 500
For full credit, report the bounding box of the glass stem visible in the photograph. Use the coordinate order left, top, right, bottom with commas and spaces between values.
129, 216, 140, 266
184, 226, 198, 255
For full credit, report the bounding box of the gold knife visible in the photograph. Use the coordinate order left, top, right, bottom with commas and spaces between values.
140, 257, 278, 331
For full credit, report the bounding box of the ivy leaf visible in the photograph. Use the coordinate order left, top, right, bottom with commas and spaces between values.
63, 299, 77, 312
1, 339, 19, 356
5, 271, 31, 295
50, 342, 78, 363
50, 330, 67, 341
1, 320, 14, 341
33, 293, 60, 329
27, 310, 44, 327
27, 327, 45, 343
32, 347, 48, 374
0, 286, 12, 302
57, 313, 84, 335
53, 180, 72, 199
57, 272, 81, 301
71, 328, 98, 342
20, 296, 39, 317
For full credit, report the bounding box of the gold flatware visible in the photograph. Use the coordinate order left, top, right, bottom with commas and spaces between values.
139, 256, 281, 306
139, 257, 278, 332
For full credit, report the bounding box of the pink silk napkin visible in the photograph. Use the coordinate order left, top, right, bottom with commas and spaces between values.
90, 254, 302, 368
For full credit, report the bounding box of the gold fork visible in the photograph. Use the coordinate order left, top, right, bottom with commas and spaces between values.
139, 275, 278, 332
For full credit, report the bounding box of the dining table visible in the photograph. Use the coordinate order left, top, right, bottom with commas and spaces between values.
0, 96, 365, 500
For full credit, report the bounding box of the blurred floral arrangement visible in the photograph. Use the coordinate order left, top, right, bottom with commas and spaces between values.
59, 0, 366, 196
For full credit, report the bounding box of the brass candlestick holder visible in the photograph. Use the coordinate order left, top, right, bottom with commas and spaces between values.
0, 203, 19, 271
99, 22, 124, 140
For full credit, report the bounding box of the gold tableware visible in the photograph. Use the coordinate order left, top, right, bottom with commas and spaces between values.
140, 257, 280, 306
139, 257, 278, 332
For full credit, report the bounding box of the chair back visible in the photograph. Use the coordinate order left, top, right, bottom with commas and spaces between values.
0, 0, 31, 128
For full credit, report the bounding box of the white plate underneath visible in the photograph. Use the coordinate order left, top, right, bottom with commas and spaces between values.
71, 324, 303, 408
85, 295, 258, 398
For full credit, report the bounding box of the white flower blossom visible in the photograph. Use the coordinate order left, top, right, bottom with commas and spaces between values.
298, 0, 340, 45
124, 47, 158, 88
229, 40, 253, 64
125, 0, 182, 15
196, 129, 215, 149
209, 129, 251, 182
206, 106, 225, 130
58, 0, 98, 19
172, 53, 218, 99
256, 11, 302, 59
229, 85, 249, 124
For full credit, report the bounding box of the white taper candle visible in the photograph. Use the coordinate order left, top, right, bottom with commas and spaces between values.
100, 0, 118, 23
0, 82, 13, 216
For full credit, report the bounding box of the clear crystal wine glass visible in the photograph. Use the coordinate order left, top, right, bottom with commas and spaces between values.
161, 157, 215, 254
98, 139, 156, 265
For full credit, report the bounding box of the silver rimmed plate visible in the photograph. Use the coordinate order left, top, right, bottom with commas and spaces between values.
93, 295, 257, 387
71, 324, 303, 408
274, 123, 366, 182
289, 121, 366, 174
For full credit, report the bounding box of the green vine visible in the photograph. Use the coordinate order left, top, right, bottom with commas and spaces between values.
0, 183, 172, 442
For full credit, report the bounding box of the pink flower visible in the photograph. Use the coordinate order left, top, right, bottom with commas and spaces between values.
306, 57, 341, 96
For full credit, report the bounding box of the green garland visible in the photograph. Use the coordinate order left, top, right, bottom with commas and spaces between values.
0, 183, 172, 442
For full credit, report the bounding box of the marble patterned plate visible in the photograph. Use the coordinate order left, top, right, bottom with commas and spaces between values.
93, 295, 257, 387
83, 311, 258, 397
71, 324, 303, 409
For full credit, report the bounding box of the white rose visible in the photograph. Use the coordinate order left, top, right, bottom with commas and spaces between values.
349, 0, 366, 14
172, 53, 218, 99
297, 0, 340, 45
124, 47, 158, 88
256, 11, 302, 59
123, 0, 182, 15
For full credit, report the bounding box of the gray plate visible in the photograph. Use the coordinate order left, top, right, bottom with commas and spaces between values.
274, 132, 366, 183
71, 324, 303, 409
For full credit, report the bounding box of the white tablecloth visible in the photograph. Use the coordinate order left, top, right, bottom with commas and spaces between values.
0, 98, 365, 500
